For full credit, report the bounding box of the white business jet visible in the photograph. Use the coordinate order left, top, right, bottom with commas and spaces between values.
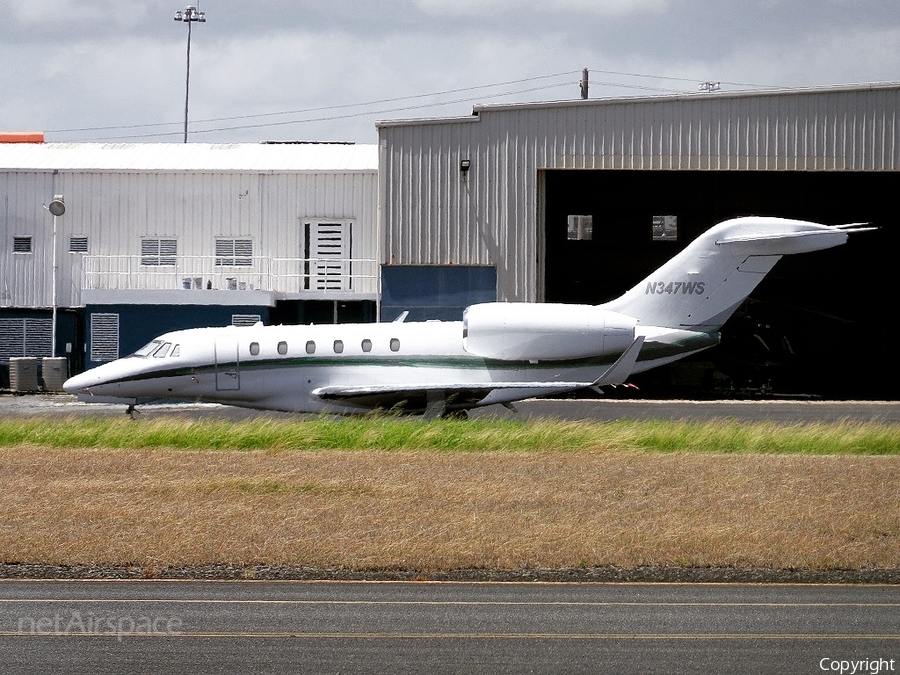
63, 216, 871, 417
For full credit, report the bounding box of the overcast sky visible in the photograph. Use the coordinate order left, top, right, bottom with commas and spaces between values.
2, 0, 898, 145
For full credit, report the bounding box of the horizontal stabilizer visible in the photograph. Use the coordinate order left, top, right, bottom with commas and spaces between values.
715, 229, 847, 255
831, 223, 878, 231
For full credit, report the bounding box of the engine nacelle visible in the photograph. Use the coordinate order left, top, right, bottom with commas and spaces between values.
463, 303, 637, 361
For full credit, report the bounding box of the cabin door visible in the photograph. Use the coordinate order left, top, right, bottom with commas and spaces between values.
214, 337, 241, 391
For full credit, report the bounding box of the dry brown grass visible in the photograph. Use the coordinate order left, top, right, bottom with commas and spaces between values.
1, 446, 897, 571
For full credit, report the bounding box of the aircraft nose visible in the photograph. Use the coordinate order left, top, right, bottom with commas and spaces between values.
63, 371, 96, 394
63, 362, 119, 394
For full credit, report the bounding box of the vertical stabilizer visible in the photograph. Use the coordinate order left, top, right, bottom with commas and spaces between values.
601, 217, 852, 331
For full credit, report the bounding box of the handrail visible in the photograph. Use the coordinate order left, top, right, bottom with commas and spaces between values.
81, 256, 378, 293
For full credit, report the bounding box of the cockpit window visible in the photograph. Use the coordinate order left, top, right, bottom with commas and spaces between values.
133, 340, 163, 357
153, 342, 172, 358
170, 344, 181, 357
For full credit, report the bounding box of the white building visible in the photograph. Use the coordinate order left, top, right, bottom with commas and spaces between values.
1, 142, 378, 375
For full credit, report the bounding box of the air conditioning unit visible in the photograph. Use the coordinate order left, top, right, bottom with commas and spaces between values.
41, 357, 69, 392
9, 357, 39, 393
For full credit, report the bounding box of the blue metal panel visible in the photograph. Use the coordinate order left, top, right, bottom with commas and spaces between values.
83, 304, 271, 369
381, 266, 496, 322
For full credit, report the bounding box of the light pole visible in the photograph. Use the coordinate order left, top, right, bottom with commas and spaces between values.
174, 5, 206, 143
47, 195, 65, 358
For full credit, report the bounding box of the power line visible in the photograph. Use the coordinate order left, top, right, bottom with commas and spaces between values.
50, 68, 781, 141
586, 68, 779, 90
48, 71, 581, 136
87, 80, 576, 141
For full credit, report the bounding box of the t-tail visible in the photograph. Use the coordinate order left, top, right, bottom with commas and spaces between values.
601, 216, 873, 332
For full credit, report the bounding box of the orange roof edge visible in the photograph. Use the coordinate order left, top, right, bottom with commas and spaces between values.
0, 132, 45, 143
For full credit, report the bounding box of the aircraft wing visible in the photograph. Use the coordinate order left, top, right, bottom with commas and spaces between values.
311, 336, 645, 413
313, 380, 595, 399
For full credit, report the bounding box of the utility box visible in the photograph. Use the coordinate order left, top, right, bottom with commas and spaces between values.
41, 357, 69, 392
9, 357, 39, 393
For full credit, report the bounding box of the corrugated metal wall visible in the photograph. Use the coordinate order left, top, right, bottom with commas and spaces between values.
1, 167, 378, 308
378, 84, 900, 302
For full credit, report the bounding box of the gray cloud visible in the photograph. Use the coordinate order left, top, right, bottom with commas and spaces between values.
1, 0, 898, 144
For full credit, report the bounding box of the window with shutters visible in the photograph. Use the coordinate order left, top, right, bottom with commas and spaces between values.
69, 236, 89, 253
231, 314, 261, 327
141, 238, 177, 266
303, 221, 352, 291
13, 236, 33, 253
216, 238, 253, 266
90, 313, 120, 362
0, 318, 51, 362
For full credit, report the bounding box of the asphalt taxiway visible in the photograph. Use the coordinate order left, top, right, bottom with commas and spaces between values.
2, 393, 899, 423
1, 580, 898, 674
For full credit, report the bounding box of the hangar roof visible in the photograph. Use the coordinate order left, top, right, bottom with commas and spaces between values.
376, 81, 900, 129
0, 142, 379, 173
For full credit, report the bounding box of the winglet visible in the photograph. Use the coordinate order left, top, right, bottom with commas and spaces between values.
592, 335, 644, 387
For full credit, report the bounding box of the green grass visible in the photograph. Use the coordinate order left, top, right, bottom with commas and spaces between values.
1, 416, 898, 454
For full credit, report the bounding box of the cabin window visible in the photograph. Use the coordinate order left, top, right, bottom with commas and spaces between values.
361, 339, 372, 353
390, 338, 400, 352
305, 340, 316, 354
333, 340, 344, 354
249, 342, 260, 356
277, 341, 288, 355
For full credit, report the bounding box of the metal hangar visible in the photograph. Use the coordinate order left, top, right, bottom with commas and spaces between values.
376, 83, 898, 398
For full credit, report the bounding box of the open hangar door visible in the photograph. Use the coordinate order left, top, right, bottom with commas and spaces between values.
541, 169, 896, 400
